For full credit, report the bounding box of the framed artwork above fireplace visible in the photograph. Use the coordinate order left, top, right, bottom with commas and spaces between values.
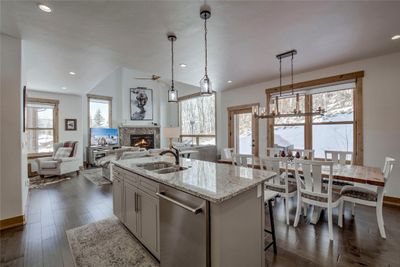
130, 87, 153, 121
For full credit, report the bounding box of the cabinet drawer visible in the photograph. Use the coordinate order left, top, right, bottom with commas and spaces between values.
139, 176, 159, 197
124, 172, 139, 185
113, 166, 125, 177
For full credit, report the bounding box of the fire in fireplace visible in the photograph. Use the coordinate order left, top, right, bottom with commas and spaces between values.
130, 134, 154, 149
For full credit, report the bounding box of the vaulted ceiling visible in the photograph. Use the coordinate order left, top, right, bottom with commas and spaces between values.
2, 1, 400, 95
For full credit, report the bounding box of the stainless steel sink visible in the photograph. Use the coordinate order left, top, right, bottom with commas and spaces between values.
154, 166, 188, 174
136, 162, 188, 174
136, 162, 174, 170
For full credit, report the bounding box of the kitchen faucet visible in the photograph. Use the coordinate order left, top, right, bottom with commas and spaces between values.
159, 147, 180, 165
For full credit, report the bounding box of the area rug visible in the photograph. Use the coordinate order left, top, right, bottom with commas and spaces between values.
82, 168, 111, 186
29, 175, 71, 189
66, 218, 159, 267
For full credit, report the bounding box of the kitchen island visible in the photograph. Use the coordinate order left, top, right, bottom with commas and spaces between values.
111, 156, 276, 267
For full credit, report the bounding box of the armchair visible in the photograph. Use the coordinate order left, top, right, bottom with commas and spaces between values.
37, 141, 80, 177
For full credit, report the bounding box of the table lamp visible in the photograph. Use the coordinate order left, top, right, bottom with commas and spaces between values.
163, 127, 180, 148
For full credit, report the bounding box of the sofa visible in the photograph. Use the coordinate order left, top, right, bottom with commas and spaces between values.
96, 147, 152, 179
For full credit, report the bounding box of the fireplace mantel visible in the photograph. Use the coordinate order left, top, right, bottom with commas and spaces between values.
119, 126, 160, 148
120, 124, 160, 128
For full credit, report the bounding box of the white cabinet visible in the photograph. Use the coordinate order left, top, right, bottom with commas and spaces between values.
124, 182, 139, 236
113, 175, 124, 222
137, 188, 159, 257
112, 166, 160, 260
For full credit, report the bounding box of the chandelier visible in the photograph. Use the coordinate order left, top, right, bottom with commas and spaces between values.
253, 50, 324, 119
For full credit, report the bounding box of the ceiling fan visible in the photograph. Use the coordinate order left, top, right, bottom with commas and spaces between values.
134, 75, 161, 81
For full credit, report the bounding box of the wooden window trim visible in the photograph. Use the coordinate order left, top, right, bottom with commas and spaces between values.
266, 71, 364, 165
26, 98, 59, 157
178, 92, 217, 146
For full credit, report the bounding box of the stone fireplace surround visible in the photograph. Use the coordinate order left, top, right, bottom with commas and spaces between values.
119, 126, 160, 148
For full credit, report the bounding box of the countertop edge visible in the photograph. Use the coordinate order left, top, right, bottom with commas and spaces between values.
112, 161, 272, 204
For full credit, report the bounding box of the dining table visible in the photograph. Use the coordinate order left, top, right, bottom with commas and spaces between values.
217, 157, 385, 224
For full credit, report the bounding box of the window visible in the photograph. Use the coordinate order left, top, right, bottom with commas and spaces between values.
179, 93, 216, 145
312, 88, 354, 158
273, 94, 305, 149
88, 94, 112, 128
26, 98, 59, 156
266, 71, 364, 164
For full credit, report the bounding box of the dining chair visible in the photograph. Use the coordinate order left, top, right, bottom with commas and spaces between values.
266, 147, 280, 157
324, 150, 355, 191
325, 150, 353, 165
260, 157, 297, 225
291, 149, 314, 160
293, 159, 343, 241
339, 157, 396, 239
231, 153, 254, 168
222, 148, 235, 160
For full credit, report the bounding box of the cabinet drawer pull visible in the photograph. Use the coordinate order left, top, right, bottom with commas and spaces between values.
156, 192, 202, 214
134, 192, 138, 212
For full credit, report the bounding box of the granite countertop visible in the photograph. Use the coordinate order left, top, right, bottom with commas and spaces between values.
112, 156, 276, 203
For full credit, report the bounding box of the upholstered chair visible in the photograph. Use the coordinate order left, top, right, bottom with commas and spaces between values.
36, 141, 80, 177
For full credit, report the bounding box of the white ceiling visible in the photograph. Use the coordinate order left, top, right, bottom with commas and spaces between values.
2, 1, 400, 95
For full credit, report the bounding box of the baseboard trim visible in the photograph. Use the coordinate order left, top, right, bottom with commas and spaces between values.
384, 196, 400, 206
0, 215, 25, 231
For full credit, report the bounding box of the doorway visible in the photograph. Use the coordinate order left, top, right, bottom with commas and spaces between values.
228, 104, 259, 156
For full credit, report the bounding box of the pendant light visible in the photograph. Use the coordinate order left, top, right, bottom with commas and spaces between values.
168, 34, 178, 102
199, 5, 212, 95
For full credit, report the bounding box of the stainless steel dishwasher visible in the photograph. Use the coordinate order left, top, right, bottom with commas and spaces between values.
157, 184, 210, 267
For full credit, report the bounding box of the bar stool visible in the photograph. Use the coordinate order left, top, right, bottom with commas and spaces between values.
264, 189, 278, 254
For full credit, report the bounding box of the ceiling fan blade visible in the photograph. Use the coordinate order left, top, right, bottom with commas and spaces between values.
134, 75, 161, 81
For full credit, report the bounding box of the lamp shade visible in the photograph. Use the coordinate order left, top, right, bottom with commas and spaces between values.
163, 127, 180, 138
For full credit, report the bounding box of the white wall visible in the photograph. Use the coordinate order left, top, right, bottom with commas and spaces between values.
0, 34, 26, 220
27, 90, 84, 166
220, 52, 400, 197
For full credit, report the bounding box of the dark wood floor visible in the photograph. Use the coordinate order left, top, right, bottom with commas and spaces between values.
1, 173, 399, 267
0, 173, 113, 267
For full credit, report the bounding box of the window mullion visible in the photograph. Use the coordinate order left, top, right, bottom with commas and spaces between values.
305, 94, 312, 150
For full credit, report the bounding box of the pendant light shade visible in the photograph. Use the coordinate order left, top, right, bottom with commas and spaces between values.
168, 89, 178, 102
200, 74, 212, 95
200, 6, 213, 95
168, 34, 178, 102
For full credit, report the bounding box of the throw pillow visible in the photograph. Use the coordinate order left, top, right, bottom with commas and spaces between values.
63, 141, 76, 157
54, 147, 73, 159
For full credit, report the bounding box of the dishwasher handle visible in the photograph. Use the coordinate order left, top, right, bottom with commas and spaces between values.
156, 192, 203, 214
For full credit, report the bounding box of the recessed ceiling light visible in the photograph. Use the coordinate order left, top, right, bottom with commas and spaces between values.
69, 71, 76, 75
227, 80, 232, 84
391, 35, 400, 40
61, 87, 67, 90
179, 63, 187, 68
38, 4, 52, 13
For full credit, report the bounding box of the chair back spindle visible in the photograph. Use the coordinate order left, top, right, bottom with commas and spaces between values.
325, 150, 353, 165
232, 154, 254, 168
